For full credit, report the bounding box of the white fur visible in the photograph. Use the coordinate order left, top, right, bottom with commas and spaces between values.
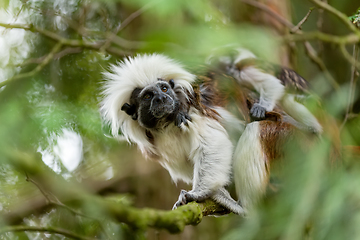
234, 66, 285, 111
100, 54, 242, 214
233, 48, 256, 63
228, 49, 285, 112
282, 94, 323, 133
100, 54, 196, 155
233, 121, 268, 210
154, 108, 233, 189
229, 48, 322, 134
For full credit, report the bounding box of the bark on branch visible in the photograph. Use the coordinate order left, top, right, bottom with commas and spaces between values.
2, 149, 232, 234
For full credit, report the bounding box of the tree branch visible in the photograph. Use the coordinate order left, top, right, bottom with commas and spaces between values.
0, 226, 97, 240
26, 175, 116, 240
0, 22, 127, 55
316, 0, 327, 57
0, 42, 63, 88
21, 47, 83, 66
240, 0, 340, 90
308, 0, 360, 35
3, 149, 234, 233
340, 44, 360, 130
0, 22, 131, 88
283, 32, 360, 45
339, 44, 360, 72
102, 198, 232, 233
290, 8, 313, 33
100, 1, 157, 52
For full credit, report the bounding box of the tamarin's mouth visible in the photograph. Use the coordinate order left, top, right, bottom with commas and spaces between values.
151, 104, 175, 118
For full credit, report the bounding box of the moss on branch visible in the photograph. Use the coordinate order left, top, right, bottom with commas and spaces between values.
3, 149, 234, 233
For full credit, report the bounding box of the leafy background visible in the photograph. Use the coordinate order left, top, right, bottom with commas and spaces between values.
0, 0, 359, 239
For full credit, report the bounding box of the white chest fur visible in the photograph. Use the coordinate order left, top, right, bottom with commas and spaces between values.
150, 109, 206, 184
149, 108, 233, 187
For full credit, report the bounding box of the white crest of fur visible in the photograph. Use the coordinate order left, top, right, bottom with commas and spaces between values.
100, 54, 196, 152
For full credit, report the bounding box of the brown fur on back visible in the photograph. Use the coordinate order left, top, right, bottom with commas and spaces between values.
190, 75, 226, 121
259, 117, 296, 165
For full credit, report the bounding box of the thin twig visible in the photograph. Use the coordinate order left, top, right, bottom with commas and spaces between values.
21, 47, 83, 66
309, 0, 360, 35
303, 42, 337, 88
316, 1, 325, 30
283, 32, 359, 45
25, 173, 52, 203
99, 1, 157, 52
26, 175, 115, 240
0, 42, 63, 88
105, 33, 146, 50
291, 8, 314, 33
0, 226, 96, 240
118, 1, 159, 33
0, 22, 126, 55
349, 45, 359, 113
316, 0, 327, 57
340, 44, 359, 130
339, 44, 360, 72
240, 0, 340, 90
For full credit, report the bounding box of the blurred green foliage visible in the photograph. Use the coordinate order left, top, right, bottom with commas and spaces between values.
0, 0, 359, 239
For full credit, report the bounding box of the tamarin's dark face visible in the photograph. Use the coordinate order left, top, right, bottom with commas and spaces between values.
121, 79, 179, 129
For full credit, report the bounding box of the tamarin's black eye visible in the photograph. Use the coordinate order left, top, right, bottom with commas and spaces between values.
143, 93, 152, 100
161, 86, 168, 92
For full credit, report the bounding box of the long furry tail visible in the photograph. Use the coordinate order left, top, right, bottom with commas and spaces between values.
233, 122, 268, 210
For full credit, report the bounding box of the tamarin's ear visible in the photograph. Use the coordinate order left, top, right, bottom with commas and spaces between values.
121, 103, 138, 120
169, 79, 175, 88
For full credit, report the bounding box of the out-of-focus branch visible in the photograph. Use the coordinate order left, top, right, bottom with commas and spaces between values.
283, 32, 359, 45
0, 23, 75, 45
340, 44, 359, 130
118, 1, 158, 32
349, 45, 359, 113
26, 175, 116, 240
2, 149, 233, 234
0, 42, 63, 88
308, 0, 360, 35
290, 8, 313, 33
0, 22, 132, 88
240, 0, 340, 90
104, 33, 147, 50
21, 47, 83, 66
0, 226, 97, 240
0, 22, 128, 54
316, 0, 327, 56
339, 44, 360, 72
303, 42, 336, 87
100, 1, 157, 52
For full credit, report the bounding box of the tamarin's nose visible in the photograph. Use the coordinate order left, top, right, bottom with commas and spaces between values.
153, 95, 166, 104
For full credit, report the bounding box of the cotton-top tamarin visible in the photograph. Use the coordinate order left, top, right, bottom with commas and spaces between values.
100, 54, 245, 215
208, 47, 322, 134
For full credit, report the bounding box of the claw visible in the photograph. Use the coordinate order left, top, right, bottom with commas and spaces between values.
172, 189, 188, 210
250, 103, 266, 120
175, 112, 192, 128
